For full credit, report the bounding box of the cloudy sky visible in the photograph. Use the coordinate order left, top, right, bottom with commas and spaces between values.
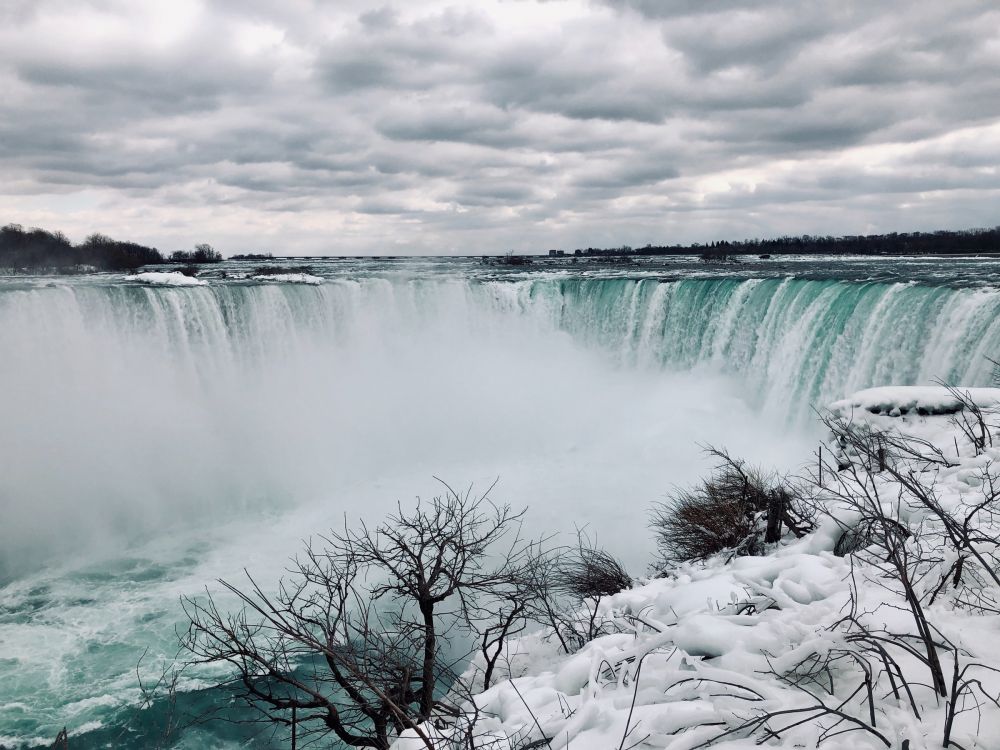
2, 0, 999, 255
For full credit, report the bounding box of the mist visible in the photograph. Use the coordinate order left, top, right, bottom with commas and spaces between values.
0, 278, 813, 580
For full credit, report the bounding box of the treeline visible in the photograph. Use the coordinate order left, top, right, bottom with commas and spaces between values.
0, 224, 163, 272
0, 224, 223, 273
169, 244, 222, 264
573, 226, 1000, 257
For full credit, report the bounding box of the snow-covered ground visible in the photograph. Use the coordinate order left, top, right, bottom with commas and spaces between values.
401, 386, 1000, 750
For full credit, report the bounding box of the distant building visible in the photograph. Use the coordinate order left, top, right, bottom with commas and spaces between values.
548, 249, 566, 257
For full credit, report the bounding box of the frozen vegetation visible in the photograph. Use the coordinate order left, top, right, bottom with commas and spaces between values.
374, 386, 1000, 750
166, 385, 1000, 750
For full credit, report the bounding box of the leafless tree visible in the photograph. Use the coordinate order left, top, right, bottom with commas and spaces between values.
477, 587, 530, 691
181, 482, 538, 750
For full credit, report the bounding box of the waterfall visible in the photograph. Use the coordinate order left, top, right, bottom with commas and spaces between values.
3, 270, 998, 747
4, 277, 996, 412
1, 274, 998, 578
485, 276, 1000, 409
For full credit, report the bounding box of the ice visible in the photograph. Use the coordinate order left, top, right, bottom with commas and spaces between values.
131, 271, 208, 286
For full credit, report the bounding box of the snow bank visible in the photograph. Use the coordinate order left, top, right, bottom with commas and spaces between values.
830, 385, 1000, 454
252, 273, 323, 285
830, 385, 1000, 418
433, 547, 877, 750
131, 271, 207, 286
395, 386, 1000, 750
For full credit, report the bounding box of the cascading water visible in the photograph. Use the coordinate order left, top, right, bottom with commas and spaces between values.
3, 273, 1000, 576
489, 276, 1000, 409
2, 263, 999, 748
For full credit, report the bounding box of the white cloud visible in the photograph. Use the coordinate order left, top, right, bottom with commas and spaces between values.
1, 0, 998, 254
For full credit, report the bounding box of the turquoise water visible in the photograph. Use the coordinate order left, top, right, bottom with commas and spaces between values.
519, 275, 1000, 411
2, 256, 999, 747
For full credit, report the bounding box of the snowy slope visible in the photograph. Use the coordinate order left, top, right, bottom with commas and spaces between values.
398, 386, 1000, 750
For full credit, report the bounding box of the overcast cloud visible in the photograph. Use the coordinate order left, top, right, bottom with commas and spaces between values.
1, 0, 998, 254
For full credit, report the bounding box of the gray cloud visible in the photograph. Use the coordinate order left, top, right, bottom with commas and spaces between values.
0, 0, 997, 254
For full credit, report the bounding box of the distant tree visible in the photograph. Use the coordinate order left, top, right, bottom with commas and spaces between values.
603, 226, 1000, 258
0, 223, 161, 272
170, 244, 222, 264
231, 252, 274, 260
193, 243, 222, 262
83, 232, 162, 270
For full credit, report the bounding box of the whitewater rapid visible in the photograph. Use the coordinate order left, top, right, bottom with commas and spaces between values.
2, 262, 999, 747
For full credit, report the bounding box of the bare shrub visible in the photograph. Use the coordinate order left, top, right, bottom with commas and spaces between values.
651, 447, 810, 568
817, 414, 949, 696
517, 544, 575, 654
514, 534, 631, 655
694, 411, 1000, 747
552, 531, 631, 601
736, 412, 1000, 747
552, 531, 631, 645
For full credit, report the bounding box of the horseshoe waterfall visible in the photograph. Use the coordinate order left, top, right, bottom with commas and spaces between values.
2, 262, 999, 748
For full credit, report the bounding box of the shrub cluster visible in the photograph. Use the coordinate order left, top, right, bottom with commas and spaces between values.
169, 243, 222, 264
650, 448, 810, 568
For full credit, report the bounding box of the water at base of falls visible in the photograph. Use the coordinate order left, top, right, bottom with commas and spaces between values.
2, 256, 999, 747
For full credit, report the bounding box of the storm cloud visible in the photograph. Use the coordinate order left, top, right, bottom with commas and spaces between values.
1, 0, 998, 254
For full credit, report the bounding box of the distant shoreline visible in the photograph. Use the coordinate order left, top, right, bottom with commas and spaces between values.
3, 221, 1000, 272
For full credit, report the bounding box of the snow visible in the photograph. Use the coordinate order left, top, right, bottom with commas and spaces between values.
394, 386, 1000, 750
830, 385, 1000, 459
252, 273, 323, 285
131, 271, 207, 286
449, 549, 862, 748
830, 384, 1000, 417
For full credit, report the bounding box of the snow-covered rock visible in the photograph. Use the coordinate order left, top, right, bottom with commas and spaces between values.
132, 271, 207, 286
831, 385, 1000, 418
